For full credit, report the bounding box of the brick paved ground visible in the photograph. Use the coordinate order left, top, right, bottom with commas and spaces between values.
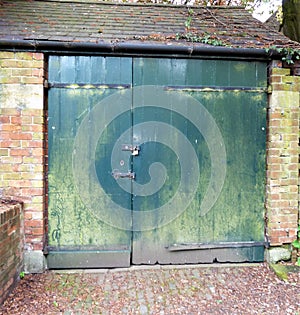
1, 263, 299, 314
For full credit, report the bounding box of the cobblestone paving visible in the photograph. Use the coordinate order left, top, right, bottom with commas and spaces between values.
1, 263, 299, 314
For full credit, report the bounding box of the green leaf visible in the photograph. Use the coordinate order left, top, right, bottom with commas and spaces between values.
292, 239, 300, 249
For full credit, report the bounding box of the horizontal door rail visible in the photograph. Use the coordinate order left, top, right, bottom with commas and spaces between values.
164, 85, 268, 93
46, 83, 267, 93
167, 241, 268, 252
45, 245, 129, 253
46, 82, 131, 89
46, 250, 131, 269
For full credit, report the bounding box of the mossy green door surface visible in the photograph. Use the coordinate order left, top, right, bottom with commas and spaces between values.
47, 56, 267, 268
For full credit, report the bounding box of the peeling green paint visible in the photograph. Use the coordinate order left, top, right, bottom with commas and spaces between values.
234, 62, 247, 72
48, 88, 132, 250
134, 91, 266, 247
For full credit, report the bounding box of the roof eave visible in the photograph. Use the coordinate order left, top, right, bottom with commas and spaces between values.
0, 39, 276, 59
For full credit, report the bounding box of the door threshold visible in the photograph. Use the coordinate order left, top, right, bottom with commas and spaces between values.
49, 262, 263, 274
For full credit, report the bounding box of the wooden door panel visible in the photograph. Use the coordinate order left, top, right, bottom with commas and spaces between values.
47, 56, 132, 268
132, 58, 267, 264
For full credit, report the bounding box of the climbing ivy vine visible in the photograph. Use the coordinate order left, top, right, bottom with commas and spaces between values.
265, 46, 300, 64
292, 226, 300, 266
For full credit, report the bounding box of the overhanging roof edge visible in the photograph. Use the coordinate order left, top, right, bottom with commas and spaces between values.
0, 39, 276, 59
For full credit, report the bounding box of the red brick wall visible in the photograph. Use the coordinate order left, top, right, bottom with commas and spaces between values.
0, 201, 24, 305
266, 61, 300, 245
0, 52, 45, 252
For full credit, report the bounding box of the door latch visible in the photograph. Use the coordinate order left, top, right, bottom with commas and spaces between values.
122, 144, 140, 156
112, 170, 135, 180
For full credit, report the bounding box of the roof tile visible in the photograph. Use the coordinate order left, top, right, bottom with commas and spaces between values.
0, 0, 299, 51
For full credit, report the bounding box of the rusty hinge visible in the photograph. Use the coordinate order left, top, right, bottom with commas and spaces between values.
43, 80, 49, 89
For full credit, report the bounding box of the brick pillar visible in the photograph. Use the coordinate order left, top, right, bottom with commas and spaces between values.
266, 61, 300, 246
0, 51, 46, 272
0, 201, 24, 305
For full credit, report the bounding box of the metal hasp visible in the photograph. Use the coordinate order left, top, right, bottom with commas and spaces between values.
122, 144, 140, 156
112, 170, 135, 179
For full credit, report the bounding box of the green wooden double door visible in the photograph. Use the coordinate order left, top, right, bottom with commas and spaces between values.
47, 56, 267, 268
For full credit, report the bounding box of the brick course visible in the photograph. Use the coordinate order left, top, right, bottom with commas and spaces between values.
266, 62, 300, 246
0, 201, 24, 305
0, 51, 45, 252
